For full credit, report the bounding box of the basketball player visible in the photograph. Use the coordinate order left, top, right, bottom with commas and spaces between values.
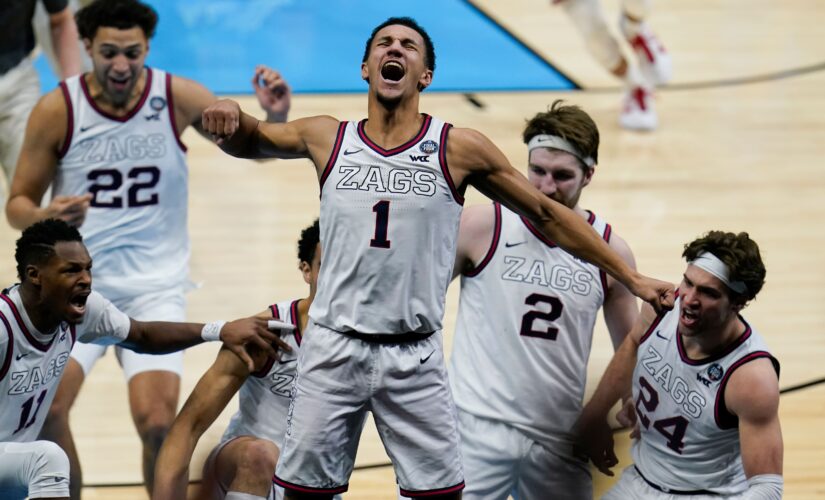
449, 100, 639, 499
201, 17, 673, 499
4, 0, 291, 496
576, 231, 783, 498
153, 220, 334, 500
554, 0, 671, 130
0, 218, 287, 500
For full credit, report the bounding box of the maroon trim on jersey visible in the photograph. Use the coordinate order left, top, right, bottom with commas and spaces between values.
714, 351, 780, 429
69, 324, 77, 346
57, 81, 74, 159
252, 303, 283, 378
290, 299, 303, 346
586, 210, 596, 225
318, 121, 348, 193
399, 481, 465, 497
80, 67, 153, 122
273, 475, 348, 495
165, 72, 187, 152
639, 290, 680, 344
0, 311, 14, 382
0, 294, 55, 352
599, 220, 612, 296
356, 114, 432, 157
438, 122, 464, 205
464, 203, 502, 277
520, 216, 558, 248
677, 316, 753, 366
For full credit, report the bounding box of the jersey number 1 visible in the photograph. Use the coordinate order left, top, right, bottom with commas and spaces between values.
13, 389, 48, 435
370, 200, 391, 248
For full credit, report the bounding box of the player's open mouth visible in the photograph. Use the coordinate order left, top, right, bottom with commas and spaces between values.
69, 291, 89, 316
681, 307, 698, 327
381, 61, 405, 82
109, 75, 130, 90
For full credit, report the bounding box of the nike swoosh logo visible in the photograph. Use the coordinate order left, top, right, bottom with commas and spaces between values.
79, 124, 97, 133
15, 353, 30, 360
343, 148, 363, 155
420, 350, 435, 364
656, 332, 667, 340
278, 358, 297, 365
504, 241, 527, 248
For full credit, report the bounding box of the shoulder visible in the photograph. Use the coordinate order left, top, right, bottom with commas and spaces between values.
169, 74, 217, 114
460, 203, 497, 236
30, 87, 69, 131
724, 356, 780, 422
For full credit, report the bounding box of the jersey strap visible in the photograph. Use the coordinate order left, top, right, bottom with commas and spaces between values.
0, 311, 14, 382
714, 351, 780, 429
463, 203, 502, 277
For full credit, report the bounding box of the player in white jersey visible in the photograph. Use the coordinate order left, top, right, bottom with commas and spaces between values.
449, 100, 639, 499
4, 0, 291, 496
577, 231, 784, 499
201, 17, 674, 499
0, 219, 288, 500
153, 220, 325, 500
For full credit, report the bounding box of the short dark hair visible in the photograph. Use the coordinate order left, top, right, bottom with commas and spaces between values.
16, 219, 83, 281
682, 231, 766, 304
297, 219, 320, 265
522, 100, 600, 169
362, 17, 436, 73
76, 0, 159, 40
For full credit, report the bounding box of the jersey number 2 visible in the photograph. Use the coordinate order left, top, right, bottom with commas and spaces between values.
636, 376, 689, 453
88, 166, 161, 208
520, 293, 563, 340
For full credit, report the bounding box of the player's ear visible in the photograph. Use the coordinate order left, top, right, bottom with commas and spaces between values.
361, 62, 369, 82
417, 69, 433, 92
299, 261, 312, 285
25, 265, 42, 286
581, 166, 595, 187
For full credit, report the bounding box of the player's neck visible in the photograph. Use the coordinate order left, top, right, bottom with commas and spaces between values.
85, 68, 148, 117
682, 315, 745, 359
365, 95, 424, 149
18, 285, 61, 335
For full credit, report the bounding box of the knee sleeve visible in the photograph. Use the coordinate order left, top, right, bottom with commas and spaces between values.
622, 0, 651, 21
24, 441, 71, 499
562, 0, 624, 71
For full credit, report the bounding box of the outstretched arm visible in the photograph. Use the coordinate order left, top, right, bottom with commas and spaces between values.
201, 99, 339, 163
447, 127, 673, 311
48, 5, 82, 79
153, 348, 252, 500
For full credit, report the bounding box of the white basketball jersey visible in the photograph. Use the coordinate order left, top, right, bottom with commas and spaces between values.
310, 115, 463, 335
54, 68, 190, 299
631, 296, 778, 494
450, 203, 610, 449
0, 285, 129, 442
221, 300, 303, 446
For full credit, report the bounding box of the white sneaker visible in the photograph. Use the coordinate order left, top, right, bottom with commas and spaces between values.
623, 22, 672, 86
619, 86, 658, 131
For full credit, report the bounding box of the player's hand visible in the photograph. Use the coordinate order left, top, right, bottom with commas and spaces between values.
573, 414, 619, 476
202, 99, 242, 145
220, 317, 293, 370
630, 273, 675, 313
616, 397, 640, 439
253, 65, 291, 123
46, 194, 92, 227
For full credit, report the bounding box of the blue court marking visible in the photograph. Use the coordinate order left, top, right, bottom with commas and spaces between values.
36, 0, 575, 94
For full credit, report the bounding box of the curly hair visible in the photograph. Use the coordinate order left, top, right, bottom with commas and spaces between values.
76, 0, 158, 40
683, 230, 766, 303
297, 219, 320, 265
522, 100, 600, 169
16, 219, 83, 281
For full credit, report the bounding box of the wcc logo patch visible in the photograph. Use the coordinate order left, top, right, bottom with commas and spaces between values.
150, 96, 166, 111
419, 140, 438, 154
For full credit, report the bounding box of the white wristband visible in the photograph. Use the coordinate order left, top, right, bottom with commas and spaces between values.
201, 321, 226, 342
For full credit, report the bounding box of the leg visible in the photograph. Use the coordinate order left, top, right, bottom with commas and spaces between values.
455, 411, 520, 500
0, 441, 70, 500
38, 359, 85, 500
125, 368, 180, 495
372, 332, 464, 499
207, 436, 279, 499
0, 55, 41, 195
619, 0, 672, 86
514, 440, 592, 500
274, 323, 369, 499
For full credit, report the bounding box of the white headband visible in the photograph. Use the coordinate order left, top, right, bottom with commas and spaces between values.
689, 252, 748, 295
527, 134, 596, 168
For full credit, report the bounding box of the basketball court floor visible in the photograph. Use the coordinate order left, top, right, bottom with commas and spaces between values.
2, 0, 824, 498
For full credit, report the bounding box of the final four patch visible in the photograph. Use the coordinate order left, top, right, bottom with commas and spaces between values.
150, 96, 167, 111
419, 140, 438, 154
707, 363, 724, 382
